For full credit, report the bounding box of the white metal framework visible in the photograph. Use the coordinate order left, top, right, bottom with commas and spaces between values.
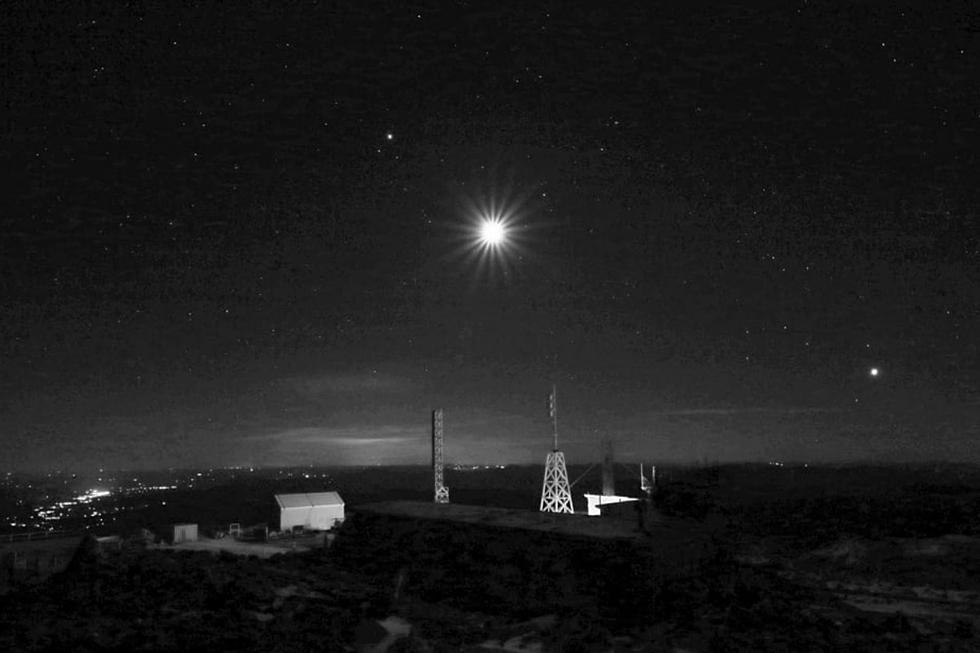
540, 450, 574, 513
432, 409, 449, 503
539, 385, 574, 513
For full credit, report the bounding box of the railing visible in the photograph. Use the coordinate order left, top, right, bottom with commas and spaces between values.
0, 529, 85, 544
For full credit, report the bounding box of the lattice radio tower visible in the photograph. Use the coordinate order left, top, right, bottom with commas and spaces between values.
432, 409, 449, 503
539, 385, 574, 513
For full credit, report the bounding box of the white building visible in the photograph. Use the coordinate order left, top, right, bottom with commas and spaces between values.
582, 493, 638, 517
172, 523, 198, 544
275, 492, 345, 532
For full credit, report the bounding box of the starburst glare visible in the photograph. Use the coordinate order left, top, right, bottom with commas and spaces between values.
479, 218, 507, 248
444, 189, 534, 284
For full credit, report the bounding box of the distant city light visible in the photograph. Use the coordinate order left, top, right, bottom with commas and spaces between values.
74, 489, 110, 502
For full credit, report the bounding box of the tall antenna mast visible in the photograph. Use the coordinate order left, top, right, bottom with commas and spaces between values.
551, 383, 558, 451
540, 385, 574, 513
432, 409, 449, 503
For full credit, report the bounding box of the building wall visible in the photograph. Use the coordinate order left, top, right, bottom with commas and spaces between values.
583, 493, 639, 516
309, 504, 344, 530
280, 504, 344, 531
280, 506, 310, 531
173, 524, 198, 544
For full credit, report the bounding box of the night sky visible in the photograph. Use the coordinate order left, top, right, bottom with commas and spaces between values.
2, 2, 978, 471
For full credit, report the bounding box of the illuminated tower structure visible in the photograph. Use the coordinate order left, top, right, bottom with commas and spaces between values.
584, 438, 639, 516
432, 409, 449, 503
539, 385, 574, 514
641, 463, 656, 496
602, 437, 615, 496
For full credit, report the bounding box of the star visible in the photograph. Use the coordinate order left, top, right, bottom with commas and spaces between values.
478, 218, 507, 247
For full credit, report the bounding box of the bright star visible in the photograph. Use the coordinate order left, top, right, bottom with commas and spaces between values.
869, 367, 880, 377
447, 188, 538, 283
479, 218, 507, 247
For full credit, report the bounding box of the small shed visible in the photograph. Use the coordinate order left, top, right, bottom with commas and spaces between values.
172, 523, 198, 544
275, 491, 345, 532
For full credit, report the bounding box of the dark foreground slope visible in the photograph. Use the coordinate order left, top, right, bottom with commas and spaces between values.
2, 464, 979, 650
1, 506, 977, 651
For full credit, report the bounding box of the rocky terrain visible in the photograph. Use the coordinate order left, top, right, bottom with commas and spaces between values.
2, 463, 979, 652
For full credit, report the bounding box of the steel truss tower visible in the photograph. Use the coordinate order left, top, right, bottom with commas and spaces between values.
432, 409, 449, 503
539, 385, 574, 513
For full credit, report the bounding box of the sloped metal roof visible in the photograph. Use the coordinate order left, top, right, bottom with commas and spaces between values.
275, 491, 344, 509
305, 491, 344, 506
